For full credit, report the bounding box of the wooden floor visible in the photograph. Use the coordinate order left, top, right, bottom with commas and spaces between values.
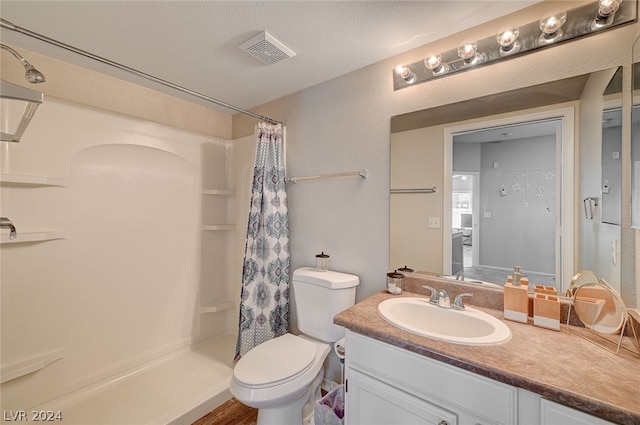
192, 397, 257, 425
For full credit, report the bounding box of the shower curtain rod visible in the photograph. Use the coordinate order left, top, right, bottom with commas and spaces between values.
0, 19, 282, 125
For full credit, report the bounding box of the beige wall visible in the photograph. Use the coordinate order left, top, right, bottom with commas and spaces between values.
1, 45, 232, 139
390, 126, 445, 273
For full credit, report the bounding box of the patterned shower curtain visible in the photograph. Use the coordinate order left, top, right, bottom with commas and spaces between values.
234, 122, 290, 360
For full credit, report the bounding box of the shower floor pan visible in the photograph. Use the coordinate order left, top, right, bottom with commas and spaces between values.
32, 334, 236, 425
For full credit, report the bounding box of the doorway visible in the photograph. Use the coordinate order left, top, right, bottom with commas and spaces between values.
452, 173, 478, 270
443, 107, 575, 291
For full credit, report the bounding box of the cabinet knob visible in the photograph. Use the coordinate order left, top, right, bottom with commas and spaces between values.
438, 421, 449, 425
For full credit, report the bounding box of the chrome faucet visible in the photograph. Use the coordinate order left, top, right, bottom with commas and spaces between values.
452, 293, 473, 310
421, 285, 440, 304
0, 217, 17, 239
422, 285, 473, 310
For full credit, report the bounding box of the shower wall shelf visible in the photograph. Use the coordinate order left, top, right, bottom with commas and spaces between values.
202, 189, 236, 196
286, 169, 368, 184
200, 300, 235, 314
1, 347, 64, 384
202, 224, 236, 231
0, 173, 66, 187
1, 230, 66, 244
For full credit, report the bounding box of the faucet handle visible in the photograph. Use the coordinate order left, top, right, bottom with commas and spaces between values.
421, 285, 439, 304
453, 293, 473, 310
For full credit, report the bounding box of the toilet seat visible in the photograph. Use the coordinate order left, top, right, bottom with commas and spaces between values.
234, 334, 316, 388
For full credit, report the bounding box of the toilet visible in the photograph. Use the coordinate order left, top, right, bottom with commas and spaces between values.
230, 267, 360, 425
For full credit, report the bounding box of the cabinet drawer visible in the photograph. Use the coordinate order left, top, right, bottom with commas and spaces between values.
346, 331, 516, 425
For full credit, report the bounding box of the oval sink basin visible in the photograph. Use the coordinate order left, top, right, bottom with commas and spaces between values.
377, 297, 512, 345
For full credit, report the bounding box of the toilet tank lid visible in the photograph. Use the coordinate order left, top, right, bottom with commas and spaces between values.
293, 267, 360, 289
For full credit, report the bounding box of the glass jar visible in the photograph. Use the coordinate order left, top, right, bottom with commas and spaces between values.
315, 251, 330, 272
387, 270, 405, 294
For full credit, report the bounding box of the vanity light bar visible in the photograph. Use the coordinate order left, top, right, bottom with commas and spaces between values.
393, 0, 636, 90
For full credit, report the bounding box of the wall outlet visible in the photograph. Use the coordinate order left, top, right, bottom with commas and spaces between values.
484, 212, 492, 218
428, 217, 440, 228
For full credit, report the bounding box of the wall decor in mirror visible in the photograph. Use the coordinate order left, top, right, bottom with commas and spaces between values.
393, 0, 635, 90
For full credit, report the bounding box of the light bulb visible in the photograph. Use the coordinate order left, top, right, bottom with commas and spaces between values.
396, 66, 416, 84
598, 0, 622, 16
594, 0, 622, 28
424, 54, 449, 75
457, 41, 477, 60
496, 25, 520, 56
539, 11, 567, 44
457, 40, 483, 66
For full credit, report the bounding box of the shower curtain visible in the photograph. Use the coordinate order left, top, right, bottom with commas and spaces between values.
235, 122, 290, 360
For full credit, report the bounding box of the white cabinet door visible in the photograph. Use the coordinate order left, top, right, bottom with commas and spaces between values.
347, 368, 458, 425
346, 331, 516, 425
540, 399, 616, 425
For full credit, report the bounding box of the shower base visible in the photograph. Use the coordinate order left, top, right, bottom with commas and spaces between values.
32, 334, 236, 425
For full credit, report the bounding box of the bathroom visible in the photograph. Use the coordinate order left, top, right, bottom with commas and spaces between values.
1, 1, 639, 424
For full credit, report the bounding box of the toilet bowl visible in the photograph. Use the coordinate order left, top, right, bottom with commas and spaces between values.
230, 334, 330, 425
231, 267, 359, 425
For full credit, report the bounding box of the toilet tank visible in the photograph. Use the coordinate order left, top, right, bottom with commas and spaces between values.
293, 267, 360, 343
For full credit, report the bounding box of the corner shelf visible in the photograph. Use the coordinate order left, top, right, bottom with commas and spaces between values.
202, 224, 236, 231
1, 173, 66, 187
1, 230, 67, 244
200, 300, 235, 314
202, 189, 235, 196
1, 348, 64, 384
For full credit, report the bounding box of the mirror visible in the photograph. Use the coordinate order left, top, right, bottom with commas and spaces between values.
601, 68, 623, 226
633, 69, 640, 228
390, 68, 628, 297
568, 270, 626, 334
566, 270, 639, 356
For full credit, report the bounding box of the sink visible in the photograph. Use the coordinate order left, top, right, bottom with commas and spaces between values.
377, 297, 512, 345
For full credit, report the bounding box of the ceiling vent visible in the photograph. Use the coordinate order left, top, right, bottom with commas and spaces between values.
239, 31, 296, 66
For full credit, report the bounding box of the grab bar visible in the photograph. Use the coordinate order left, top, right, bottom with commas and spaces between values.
390, 187, 437, 194
286, 169, 367, 184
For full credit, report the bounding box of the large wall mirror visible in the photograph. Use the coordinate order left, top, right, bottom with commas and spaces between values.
390, 61, 636, 307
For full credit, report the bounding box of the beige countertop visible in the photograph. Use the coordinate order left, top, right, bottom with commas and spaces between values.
334, 289, 640, 425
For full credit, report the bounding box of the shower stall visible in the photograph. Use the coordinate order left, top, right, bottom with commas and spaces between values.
0, 95, 253, 423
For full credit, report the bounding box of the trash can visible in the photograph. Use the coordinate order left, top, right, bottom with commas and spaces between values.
314, 383, 345, 425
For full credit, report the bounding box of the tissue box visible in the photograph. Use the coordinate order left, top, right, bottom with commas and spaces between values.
533, 294, 560, 331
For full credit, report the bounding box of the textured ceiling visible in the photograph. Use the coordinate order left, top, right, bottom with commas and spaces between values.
0, 1, 538, 114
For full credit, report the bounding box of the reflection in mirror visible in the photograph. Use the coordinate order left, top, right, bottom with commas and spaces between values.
633, 62, 640, 228
602, 68, 623, 225
580, 67, 623, 297
450, 119, 560, 287
566, 270, 639, 356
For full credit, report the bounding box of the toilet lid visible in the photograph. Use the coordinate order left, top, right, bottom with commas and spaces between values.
234, 334, 316, 387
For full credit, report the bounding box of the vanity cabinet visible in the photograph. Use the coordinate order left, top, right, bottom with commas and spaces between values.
345, 331, 616, 425
345, 331, 517, 425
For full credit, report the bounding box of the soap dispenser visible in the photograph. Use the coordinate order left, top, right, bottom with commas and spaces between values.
503, 266, 530, 323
